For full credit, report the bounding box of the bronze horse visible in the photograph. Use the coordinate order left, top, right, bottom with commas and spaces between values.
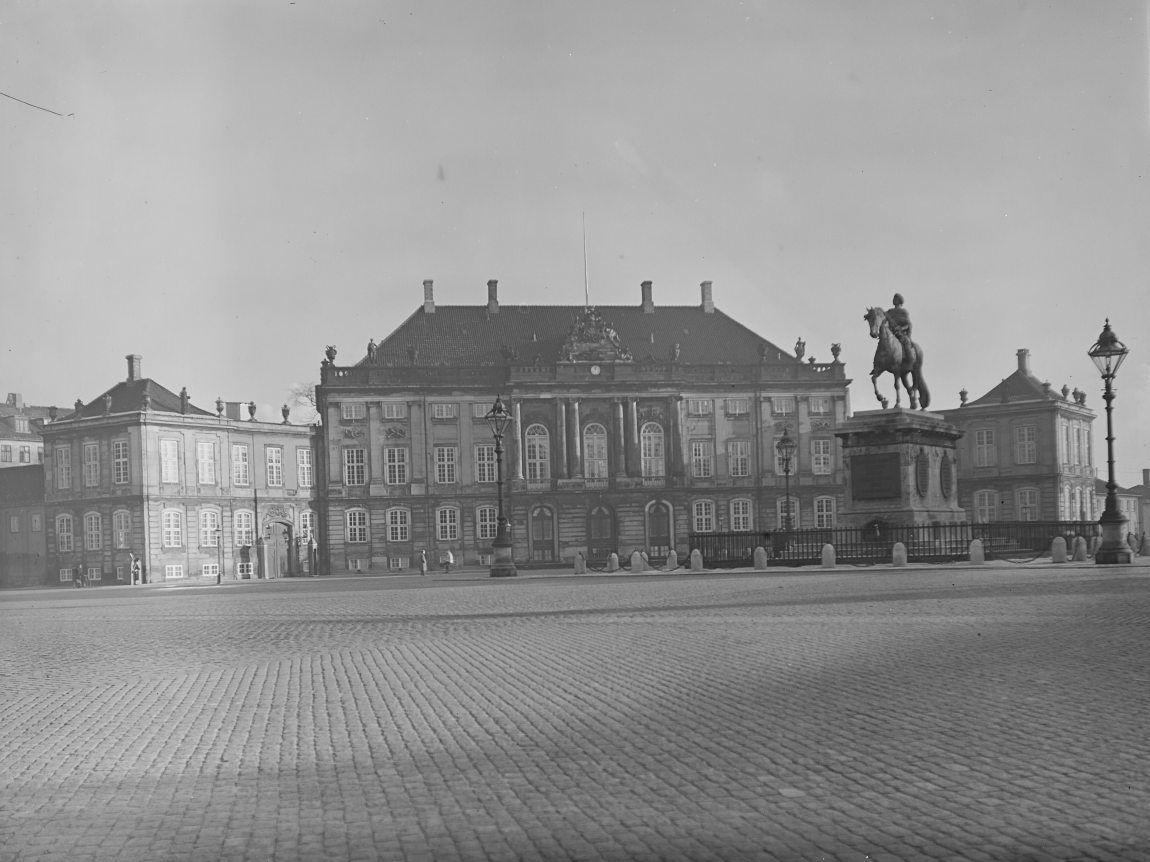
864, 306, 930, 410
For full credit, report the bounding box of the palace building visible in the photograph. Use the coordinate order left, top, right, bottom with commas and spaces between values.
315, 279, 852, 572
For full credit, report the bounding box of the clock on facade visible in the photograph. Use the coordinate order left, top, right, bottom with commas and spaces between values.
590, 365, 601, 375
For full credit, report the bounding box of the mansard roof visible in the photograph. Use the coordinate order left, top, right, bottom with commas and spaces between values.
68, 379, 214, 420
966, 369, 1049, 406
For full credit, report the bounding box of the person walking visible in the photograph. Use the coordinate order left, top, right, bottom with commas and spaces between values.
443, 549, 454, 574
418, 549, 428, 576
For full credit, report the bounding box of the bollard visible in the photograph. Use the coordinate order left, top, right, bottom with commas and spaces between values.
607, 552, 619, 572
821, 543, 836, 569
1141, 534, 1150, 556
1050, 536, 1067, 564
630, 550, 645, 572
665, 549, 678, 571
689, 549, 704, 572
753, 546, 769, 570
892, 541, 907, 567
1072, 536, 1087, 562
969, 538, 985, 564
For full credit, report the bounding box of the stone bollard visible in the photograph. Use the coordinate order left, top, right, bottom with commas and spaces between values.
1072, 536, 1088, 562
665, 549, 678, 571
1141, 534, 1150, 556
606, 552, 619, 572
689, 549, 704, 572
1050, 536, 1067, 564
630, 550, 645, 572
892, 542, 907, 567
574, 552, 587, 574
753, 546, 769, 570
969, 539, 985, 564
821, 543, 836, 569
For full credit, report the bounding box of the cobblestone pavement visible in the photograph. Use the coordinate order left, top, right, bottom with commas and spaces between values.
2, 562, 1149, 861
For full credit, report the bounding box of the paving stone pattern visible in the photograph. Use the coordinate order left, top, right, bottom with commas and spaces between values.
2, 564, 1149, 861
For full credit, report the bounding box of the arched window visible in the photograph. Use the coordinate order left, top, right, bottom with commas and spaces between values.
640, 422, 665, 478
583, 423, 608, 479
525, 424, 550, 481
345, 509, 368, 543
386, 507, 410, 542
476, 506, 498, 541
84, 512, 102, 550
299, 510, 316, 542
815, 496, 836, 528
1017, 488, 1039, 522
730, 499, 752, 532
692, 500, 715, 533
200, 510, 220, 546
234, 510, 255, 546
437, 506, 460, 541
161, 509, 183, 547
1062, 485, 1072, 519
113, 510, 131, 549
974, 490, 996, 523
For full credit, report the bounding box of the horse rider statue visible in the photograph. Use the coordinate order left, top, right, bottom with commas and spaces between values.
886, 293, 912, 355
864, 293, 930, 411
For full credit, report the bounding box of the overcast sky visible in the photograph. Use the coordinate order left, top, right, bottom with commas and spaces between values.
3, 1, 1148, 484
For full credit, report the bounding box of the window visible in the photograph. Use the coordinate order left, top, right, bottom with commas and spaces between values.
232, 444, 250, 485
772, 397, 795, 416
19, 445, 30, 463
437, 506, 459, 541
725, 397, 749, 416
974, 429, 996, 467
640, 422, 665, 478
113, 510, 130, 549
296, 448, 313, 488
477, 506, 498, 541
299, 511, 316, 542
112, 440, 129, 484
525, 425, 551, 481
82, 442, 100, 486
382, 402, 406, 420
200, 510, 220, 546
431, 403, 458, 420
692, 500, 715, 533
775, 437, 797, 475
341, 402, 366, 420
815, 496, 837, 528
56, 514, 73, 552
1062, 485, 1072, 519
687, 398, 712, 416
1062, 422, 1073, 464
474, 444, 496, 483
346, 509, 368, 543
809, 396, 832, 415
15, 417, 28, 433
266, 447, 283, 487
1076, 427, 1085, 466
343, 448, 366, 485
161, 510, 183, 547
234, 511, 254, 546
87, 567, 101, 582
31, 513, 41, 532
194, 440, 215, 484
389, 556, 410, 571
0, 444, 9, 462
776, 497, 799, 529
164, 564, 185, 580
1017, 488, 1039, 521
728, 441, 751, 478
435, 446, 458, 484
55, 446, 72, 489
974, 490, 997, 523
237, 562, 253, 577
811, 439, 833, 475
116, 566, 125, 582
385, 447, 408, 485
472, 402, 494, 419
583, 424, 608, 479
84, 512, 102, 550
730, 499, 752, 532
59, 568, 74, 583
9, 515, 18, 533
691, 440, 714, 478
160, 439, 179, 483
202, 564, 219, 578
1014, 425, 1037, 465
386, 508, 410, 542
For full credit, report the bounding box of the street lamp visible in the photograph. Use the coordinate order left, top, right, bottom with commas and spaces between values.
215, 527, 223, 585
1088, 319, 1131, 564
776, 428, 797, 531
484, 395, 518, 577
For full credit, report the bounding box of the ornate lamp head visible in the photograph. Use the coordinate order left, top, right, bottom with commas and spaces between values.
1088, 319, 1129, 380
485, 395, 512, 441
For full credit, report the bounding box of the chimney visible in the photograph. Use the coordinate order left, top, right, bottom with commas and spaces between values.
5, 393, 22, 409
700, 280, 714, 314
179, 387, 189, 414
225, 401, 244, 420
1016, 348, 1030, 375
641, 280, 654, 314
126, 354, 142, 382
422, 279, 435, 314
1144, 468, 1149, 489
487, 279, 499, 314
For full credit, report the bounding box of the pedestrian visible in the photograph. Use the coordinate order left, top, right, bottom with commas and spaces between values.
130, 556, 142, 585
443, 549, 454, 574
418, 549, 428, 576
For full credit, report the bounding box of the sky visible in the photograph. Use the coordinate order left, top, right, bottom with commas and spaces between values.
2, 0, 1149, 485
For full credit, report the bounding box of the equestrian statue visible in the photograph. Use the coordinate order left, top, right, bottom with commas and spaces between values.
863, 293, 930, 410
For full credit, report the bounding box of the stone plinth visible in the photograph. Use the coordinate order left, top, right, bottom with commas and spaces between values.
835, 409, 966, 529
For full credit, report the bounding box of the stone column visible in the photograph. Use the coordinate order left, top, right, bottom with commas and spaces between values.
571, 399, 582, 477
668, 396, 683, 475
614, 399, 626, 477
514, 401, 524, 480
557, 400, 568, 479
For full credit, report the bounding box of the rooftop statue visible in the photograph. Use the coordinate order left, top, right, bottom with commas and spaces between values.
864, 293, 930, 410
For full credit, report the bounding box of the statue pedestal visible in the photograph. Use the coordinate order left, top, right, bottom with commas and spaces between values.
835, 409, 966, 529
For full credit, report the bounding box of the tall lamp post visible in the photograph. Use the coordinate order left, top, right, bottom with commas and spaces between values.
485, 395, 518, 577
215, 528, 223, 585
776, 428, 797, 531
1088, 319, 1131, 564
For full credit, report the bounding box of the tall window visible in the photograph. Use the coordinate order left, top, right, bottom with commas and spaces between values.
809, 396, 832, 415
386, 508, 410, 542
772, 397, 795, 416
382, 402, 407, 420
197, 441, 216, 484
297, 448, 313, 488
84, 512, 102, 550
232, 444, 250, 485
1017, 488, 1039, 521
435, 446, 458, 484
774, 437, 797, 475
234, 511, 254, 546
55, 446, 71, 490
811, 439, 833, 475
266, 447, 283, 487
815, 496, 836, 528
687, 399, 712, 416
475, 444, 496, 483
83, 442, 100, 487
728, 441, 750, 477
346, 509, 368, 543
437, 506, 459, 541
1014, 425, 1037, 465
974, 430, 996, 467
431, 403, 457, 420
0, 444, 9, 462
160, 439, 179, 483
725, 397, 749, 416
1063, 422, 1073, 464
974, 490, 996, 523
9, 515, 18, 533
477, 506, 498, 541
200, 510, 220, 546
730, 499, 752, 531
21, 445, 31, 463
112, 440, 129, 484
56, 514, 74, 551
297, 511, 315, 542
692, 500, 715, 533
1076, 428, 1085, 465
341, 402, 366, 420
776, 497, 799, 529
525, 424, 551, 481
32, 513, 42, 532
640, 422, 665, 478
583, 424, 608, 479
1062, 485, 1072, 519
385, 447, 409, 484
113, 510, 130, 549
161, 509, 183, 547
691, 440, 714, 478
344, 448, 366, 485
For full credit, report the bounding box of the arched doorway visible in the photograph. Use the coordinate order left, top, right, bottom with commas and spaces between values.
646, 501, 672, 564
263, 521, 293, 578
529, 506, 556, 563
587, 505, 615, 565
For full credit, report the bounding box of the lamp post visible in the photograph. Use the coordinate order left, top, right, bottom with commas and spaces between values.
1088, 319, 1131, 564
485, 395, 518, 577
776, 428, 797, 531
215, 527, 223, 585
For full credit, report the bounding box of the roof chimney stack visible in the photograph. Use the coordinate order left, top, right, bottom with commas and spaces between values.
1016, 348, 1030, 375
126, 354, 142, 382
487, 279, 499, 314
423, 279, 435, 314
700, 280, 714, 314
1144, 468, 1149, 488
641, 280, 654, 314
